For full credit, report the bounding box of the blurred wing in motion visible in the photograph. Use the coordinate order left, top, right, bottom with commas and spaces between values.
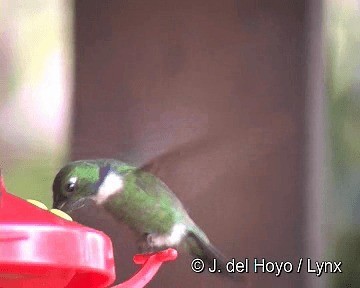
135, 134, 224, 177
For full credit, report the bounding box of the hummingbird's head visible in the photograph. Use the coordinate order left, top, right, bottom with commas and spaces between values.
52, 159, 124, 213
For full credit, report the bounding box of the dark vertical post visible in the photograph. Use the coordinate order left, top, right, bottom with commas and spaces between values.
73, 1, 323, 287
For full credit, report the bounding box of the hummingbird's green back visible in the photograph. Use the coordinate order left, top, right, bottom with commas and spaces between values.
103, 168, 187, 235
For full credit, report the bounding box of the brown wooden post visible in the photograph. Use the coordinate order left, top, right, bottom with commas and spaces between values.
73, 1, 323, 287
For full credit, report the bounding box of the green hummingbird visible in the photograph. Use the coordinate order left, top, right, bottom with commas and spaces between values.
52, 158, 239, 280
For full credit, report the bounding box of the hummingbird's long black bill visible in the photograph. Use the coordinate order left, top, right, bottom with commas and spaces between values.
54, 197, 89, 213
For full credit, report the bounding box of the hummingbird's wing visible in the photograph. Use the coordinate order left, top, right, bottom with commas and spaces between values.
117, 169, 189, 241
115, 134, 214, 197
127, 169, 184, 207
125, 135, 226, 223
135, 134, 224, 177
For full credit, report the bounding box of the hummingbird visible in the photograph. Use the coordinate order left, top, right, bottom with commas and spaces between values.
52, 158, 241, 280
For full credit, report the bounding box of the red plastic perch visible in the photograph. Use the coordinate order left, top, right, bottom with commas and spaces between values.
114, 248, 178, 288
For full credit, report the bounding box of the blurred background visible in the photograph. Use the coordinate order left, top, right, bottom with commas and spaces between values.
0, 0, 360, 287
0, 0, 72, 204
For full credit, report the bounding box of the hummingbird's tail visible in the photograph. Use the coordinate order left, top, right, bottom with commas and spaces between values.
184, 228, 246, 283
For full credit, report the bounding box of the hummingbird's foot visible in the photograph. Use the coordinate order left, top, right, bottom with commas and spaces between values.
146, 233, 156, 246
137, 233, 154, 254
137, 233, 165, 254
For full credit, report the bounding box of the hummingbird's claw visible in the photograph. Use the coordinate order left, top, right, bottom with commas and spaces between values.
137, 233, 164, 254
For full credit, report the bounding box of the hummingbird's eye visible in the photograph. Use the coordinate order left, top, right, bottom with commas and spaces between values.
64, 177, 77, 193
65, 182, 76, 193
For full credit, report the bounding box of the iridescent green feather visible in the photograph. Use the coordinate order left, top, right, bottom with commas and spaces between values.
103, 170, 186, 235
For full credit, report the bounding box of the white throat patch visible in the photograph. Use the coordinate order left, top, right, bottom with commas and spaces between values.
94, 172, 124, 205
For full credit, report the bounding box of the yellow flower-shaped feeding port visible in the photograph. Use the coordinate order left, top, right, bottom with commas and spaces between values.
49, 209, 73, 221
26, 199, 73, 221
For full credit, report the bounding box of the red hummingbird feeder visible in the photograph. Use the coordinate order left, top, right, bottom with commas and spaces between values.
0, 173, 177, 288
